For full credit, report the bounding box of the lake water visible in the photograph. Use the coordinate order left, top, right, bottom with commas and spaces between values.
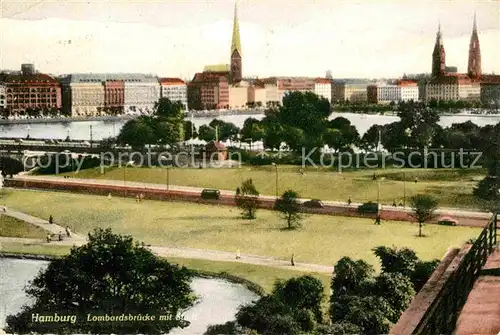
0, 258, 259, 334
1, 113, 500, 140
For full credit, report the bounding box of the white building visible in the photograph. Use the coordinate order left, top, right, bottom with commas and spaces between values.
62, 74, 106, 117
377, 85, 400, 103
123, 74, 160, 114
159, 78, 187, 109
400, 82, 420, 102
458, 82, 481, 101
314, 78, 332, 102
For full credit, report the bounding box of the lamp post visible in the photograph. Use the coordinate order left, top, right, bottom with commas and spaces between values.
166, 164, 170, 190
403, 172, 406, 208
272, 163, 278, 197
377, 177, 386, 214
66, 127, 71, 141
26, 124, 31, 139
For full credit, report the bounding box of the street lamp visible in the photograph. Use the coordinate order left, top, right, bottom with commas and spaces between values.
166, 164, 170, 191
66, 127, 71, 141
123, 160, 134, 187
377, 177, 386, 214
403, 171, 406, 208
26, 124, 31, 139
271, 163, 278, 197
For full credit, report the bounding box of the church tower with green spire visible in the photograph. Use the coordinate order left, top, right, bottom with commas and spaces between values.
230, 1, 242, 83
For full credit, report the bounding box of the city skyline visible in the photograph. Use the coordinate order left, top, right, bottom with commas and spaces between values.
1, 0, 499, 79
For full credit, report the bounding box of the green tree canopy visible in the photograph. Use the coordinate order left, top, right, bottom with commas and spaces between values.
274, 190, 303, 229
410, 194, 439, 237
5, 228, 194, 335
235, 178, 260, 219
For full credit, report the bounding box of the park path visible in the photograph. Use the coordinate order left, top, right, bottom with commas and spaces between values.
0, 210, 334, 274
11, 174, 494, 220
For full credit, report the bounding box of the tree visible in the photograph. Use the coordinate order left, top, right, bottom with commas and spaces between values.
240, 118, 265, 144
342, 296, 393, 335
372, 246, 419, 277
316, 322, 363, 335
274, 190, 302, 229
273, 276, 324, 323
411, 259, 440, 292
183, 120, 198, 141
5, 228, 194, 334
373, 273, 415, 322
117, 116, 156, 147
330, 257, 374, 298
155, 119, 184, 145
209, 119, 240, 141
198, 125, 216, 142
154, 97, 184, 119
361, 125, 385, 151
410, 194, 438, 237
235, 179, 260, 219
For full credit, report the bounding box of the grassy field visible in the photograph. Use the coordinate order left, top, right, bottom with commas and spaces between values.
61, 166, 486, 209
0, 242, 330, 295
0, 215, 47, 238
1, 189, 481, 268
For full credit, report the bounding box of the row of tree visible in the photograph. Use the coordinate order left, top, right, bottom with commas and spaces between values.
206, 246, 439, 334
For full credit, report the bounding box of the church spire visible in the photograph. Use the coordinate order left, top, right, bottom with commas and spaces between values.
231, 1, 242, 56
230, 1, 243, 83
432, 23, 446, 77
468, 12, 481, 78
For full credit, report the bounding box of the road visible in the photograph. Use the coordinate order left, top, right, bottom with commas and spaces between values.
0, 209, 334, 274
11, 174, 494, 221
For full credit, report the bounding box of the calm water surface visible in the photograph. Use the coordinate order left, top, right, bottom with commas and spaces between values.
1, 113, 500, 140
0, 258, 259, 334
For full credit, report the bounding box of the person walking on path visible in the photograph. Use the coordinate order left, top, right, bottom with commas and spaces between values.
46, 233, 51, 243
375, 214, 381, 225
291, 254, 295, 266
58, 231, 63, 241
49, 215, 54, 224
65, 226, 71, 237
236, 249, 241, 259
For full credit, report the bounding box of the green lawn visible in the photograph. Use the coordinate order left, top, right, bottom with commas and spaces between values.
62, 166, 486, 209
0, 241, 330, 295
0, 214, 47, 238
1, 190, 481, 268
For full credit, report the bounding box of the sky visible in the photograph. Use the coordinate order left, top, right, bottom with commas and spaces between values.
1, 0, 499, 79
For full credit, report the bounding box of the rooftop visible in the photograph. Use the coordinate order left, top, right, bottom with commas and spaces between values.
159, 78, 185, 85
203, 64, 230, 73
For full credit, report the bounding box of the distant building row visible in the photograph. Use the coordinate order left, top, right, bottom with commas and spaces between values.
0, 65, 188, 117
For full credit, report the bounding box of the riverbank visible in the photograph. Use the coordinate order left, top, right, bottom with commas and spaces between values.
0, 115, 136, 125
0, 250, 270, 296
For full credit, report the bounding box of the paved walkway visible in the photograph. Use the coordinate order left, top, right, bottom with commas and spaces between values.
12, 174, 494, 219
0, 210, 334, 274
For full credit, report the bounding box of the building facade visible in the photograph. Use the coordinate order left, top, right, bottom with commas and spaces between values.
432, 24, 446, 77
229, 82, 248, 108
0, 84, 5, 109
399, 80, 419, 101
247, 84, 267, 106
159, 78, 187, 109
104, 80, 125, 114
61, 74, 105, 117
3, 64, 62, 115
123, 75, 160, 114
480, 75, 500, 106
314, 78, 332, 102
188, 72, 229, 110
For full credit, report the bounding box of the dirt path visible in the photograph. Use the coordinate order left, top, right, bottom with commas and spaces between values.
0, 210, 334, 274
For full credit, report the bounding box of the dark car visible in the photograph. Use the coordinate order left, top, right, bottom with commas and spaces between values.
358, 201, 379, 214
303, 199, 324, 208
201, 189, 221, 200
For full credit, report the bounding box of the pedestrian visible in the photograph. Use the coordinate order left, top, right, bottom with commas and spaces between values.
58, 231, 63, 241
375, 214, 381, 225
236, 249, 241, 259
392, 201, 397, 207
65, 226, 71, 237
291, 254, 295, 266
46, 233, 51, 243
49, 215, 53, 224
136, 195, 139, 203
108, 193, 112, 200
140, 193, 144, 202
347, 198, 352, 205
